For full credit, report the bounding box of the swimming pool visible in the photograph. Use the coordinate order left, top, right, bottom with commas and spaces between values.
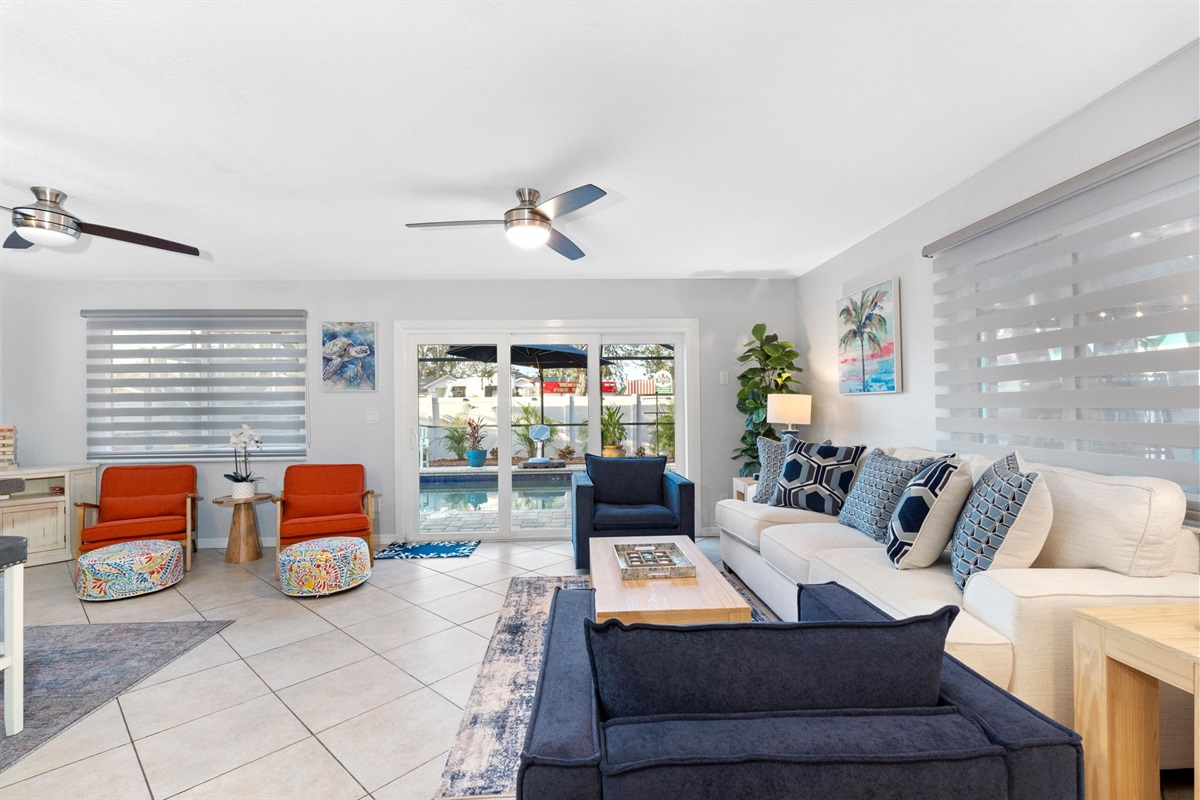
419, 471, 574, 514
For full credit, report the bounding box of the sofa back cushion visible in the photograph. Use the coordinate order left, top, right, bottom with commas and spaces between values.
585, 455, 666, 506
583, 607, 958, 719
769, 440, 867, 515
1029, 464, 1186, 577
838, 449, 944, 542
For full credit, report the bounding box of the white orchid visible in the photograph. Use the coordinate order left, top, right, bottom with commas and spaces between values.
225, 424, 262, 483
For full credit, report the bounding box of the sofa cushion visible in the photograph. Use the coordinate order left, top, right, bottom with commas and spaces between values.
585, 455, 666, 506
758, 522, 880, 583
593, 503, 677, 530
951, 453, 1053, 589
807, 548, 1014, 690
770, 440, 868, 514
838, 449, 943, 542
584, 607, 958, 720
1029, 464, 1186, 577
886, 459, 974, 569
715, 500, 832, 551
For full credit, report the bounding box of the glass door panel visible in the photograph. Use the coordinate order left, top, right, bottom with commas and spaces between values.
600, 343, 676, 467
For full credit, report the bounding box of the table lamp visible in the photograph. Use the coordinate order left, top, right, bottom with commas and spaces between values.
766, 393, 812, 440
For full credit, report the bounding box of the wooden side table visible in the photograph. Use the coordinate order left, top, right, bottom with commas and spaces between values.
212, 494, 272, 563
1073, 604, 1200, 800
732, 476, 755, 502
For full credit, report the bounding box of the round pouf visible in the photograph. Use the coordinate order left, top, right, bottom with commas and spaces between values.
75, 539, 184, 601
278, 536, 371, 597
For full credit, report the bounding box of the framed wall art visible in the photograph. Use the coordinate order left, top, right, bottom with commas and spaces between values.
322, 321, 376, 391
837, 278, 901, 394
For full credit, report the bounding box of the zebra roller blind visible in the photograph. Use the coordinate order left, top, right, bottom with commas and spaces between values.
83, 309, 308, 460
926, 123, 1199, 512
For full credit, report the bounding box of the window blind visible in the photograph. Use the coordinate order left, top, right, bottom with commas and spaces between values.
925, 123, 1199, 513
82, 309, 308, 460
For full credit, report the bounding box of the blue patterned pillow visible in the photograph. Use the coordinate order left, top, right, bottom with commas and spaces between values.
950, 453, 1054, 589
838, 449, 943, 542
752, 436, 831, 504
769, 439, 867, 514
886, 458, 973, 569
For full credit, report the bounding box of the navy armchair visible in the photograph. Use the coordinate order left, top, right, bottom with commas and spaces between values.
572, 455, 695, 569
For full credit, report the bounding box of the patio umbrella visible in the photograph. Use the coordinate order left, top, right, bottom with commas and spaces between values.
444, 344, 613, 423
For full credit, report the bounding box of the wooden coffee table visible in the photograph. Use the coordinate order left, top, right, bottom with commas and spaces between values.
589, 535, 752, 624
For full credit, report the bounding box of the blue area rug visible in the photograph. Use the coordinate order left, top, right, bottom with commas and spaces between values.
374, 540, 480, 560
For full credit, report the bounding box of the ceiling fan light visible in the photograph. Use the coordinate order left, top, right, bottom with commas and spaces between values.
506, 219, 551, 248
13, 223, 79, 247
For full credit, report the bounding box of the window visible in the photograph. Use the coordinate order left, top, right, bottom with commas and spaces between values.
82, 309, 308, 460
925, 123, 1199, 513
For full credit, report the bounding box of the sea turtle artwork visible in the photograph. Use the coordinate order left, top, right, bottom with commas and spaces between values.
321, 322, 377, 390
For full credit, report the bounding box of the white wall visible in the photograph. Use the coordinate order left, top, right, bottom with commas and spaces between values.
1, 278, 795, 543
794, 43, 1200, 449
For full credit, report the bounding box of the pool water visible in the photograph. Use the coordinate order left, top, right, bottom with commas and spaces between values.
419, 472, 574, 514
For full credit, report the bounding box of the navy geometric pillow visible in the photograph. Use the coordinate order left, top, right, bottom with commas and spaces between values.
837, 449, 943, 542
886, 458, 973, 569
769, 439, 868, 515
752, 436, 832, 504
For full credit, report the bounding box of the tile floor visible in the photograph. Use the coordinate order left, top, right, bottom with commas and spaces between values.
1, 536, 723, 800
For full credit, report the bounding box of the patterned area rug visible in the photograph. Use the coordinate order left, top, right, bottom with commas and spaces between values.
435, 571, 775, 798
375, 540, 481, 559
0, 621, 230, 771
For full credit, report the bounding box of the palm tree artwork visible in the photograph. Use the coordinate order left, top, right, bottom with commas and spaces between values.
838, 280, 897, 393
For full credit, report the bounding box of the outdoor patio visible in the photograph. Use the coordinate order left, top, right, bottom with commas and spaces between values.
419, 507, 572, 533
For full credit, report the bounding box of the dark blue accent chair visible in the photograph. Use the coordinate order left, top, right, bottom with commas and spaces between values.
572, 455, 695, 569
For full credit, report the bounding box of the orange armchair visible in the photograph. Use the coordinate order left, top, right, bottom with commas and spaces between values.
75, 465, 201, 571
272, 465, 375, 563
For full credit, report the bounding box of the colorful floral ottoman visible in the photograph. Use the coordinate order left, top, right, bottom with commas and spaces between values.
75, 539, 184, 601
278, 536, 371, 597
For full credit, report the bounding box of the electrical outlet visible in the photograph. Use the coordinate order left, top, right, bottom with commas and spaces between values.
719, 371, 729, 385
364, 410, 380, 424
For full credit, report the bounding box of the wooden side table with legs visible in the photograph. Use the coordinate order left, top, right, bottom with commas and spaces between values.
212, 494, 272, 563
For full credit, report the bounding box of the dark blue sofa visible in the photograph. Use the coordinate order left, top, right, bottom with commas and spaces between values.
516, 583, 1083, 800
571, 455, 695, 569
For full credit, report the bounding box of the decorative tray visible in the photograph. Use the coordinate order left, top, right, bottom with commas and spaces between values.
613, 542, 696, 580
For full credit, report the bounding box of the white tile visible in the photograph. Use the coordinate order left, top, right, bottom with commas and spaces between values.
175, 571, 280, 611
421, 587, 505, 624
172, 737, 364, 800
460, 611, 500, 639
81, 587, 197, 624
120, 659, 270, 739
129, 635, 241, 691
246, 630, 374, 690
277, 656, 423, 733
23, 588, 86, 627
480, 576, 522, 596
540, 541, 575, 557
0, 702, 129, 788
495, 549, 567, 571
428, 663, 481, 708
134, 694, 309, 799
414, 554, 491, 573
535, 558, 586, 577
381, 627, 488, 684
302, 584, 412, 628
318, 688, 462, 792
384, 573, 474, 604
203, 591, 304, 625
510, 539, 565, 548
365, 560, 438, 589
342, 605, 454, 653
372, 751, 448, 800
472, 542, 534, 560
439, 560, 527, 586
219, 606, 335, 657
0, 745, 150, 800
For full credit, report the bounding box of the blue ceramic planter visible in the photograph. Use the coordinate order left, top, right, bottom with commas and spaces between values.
466, 449, 487, 468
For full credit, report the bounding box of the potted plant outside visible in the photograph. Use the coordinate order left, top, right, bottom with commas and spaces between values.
465, 417, 488, 467
601, 404, 627, 458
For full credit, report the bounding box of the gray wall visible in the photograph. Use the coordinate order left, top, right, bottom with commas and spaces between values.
793, 43, 1200, 450
1, 278, 795, 543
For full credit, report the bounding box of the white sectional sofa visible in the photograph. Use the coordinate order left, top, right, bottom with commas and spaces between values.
716, 447, 1200, 766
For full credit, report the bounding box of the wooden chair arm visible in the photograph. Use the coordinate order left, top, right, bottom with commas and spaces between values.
73, 501, 100, 509
187, 492, 203, 502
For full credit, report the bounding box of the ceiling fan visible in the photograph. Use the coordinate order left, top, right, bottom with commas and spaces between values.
406, 184, 606, 261
2, 186, 200, 256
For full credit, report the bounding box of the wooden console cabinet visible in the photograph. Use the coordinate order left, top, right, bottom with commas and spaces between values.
0, 465, 98, 566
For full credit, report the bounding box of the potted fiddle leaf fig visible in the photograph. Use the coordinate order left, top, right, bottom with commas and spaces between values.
733, 323, 803, 476
465, 417, 488, 468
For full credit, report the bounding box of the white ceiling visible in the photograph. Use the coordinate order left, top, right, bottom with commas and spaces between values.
0, 1, 1196, 282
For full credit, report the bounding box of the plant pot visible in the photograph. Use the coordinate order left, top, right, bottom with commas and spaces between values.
466, 449, 488, 468
602, 445, 626, 458
230, 481, 256, 499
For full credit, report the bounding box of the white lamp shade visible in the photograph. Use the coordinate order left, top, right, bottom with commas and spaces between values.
766, 393, 812, 427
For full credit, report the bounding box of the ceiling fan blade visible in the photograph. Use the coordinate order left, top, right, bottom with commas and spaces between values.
535, 184, 606, 220
545, 228, 585, 261
4, 231, 33, 249
77, 221, 200, 256
406, 220, 505, 228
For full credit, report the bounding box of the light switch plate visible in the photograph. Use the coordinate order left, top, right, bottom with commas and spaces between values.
364, 410, 380, 424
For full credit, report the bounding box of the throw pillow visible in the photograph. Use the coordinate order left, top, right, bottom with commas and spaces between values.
752, 436, 832, 504
950, 453, 1054, 589
837, 449, 943, 542
885, 459, 974, 569
769, 439, 867, 514
585, 454, 666, 506
584, 607, 958, 720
